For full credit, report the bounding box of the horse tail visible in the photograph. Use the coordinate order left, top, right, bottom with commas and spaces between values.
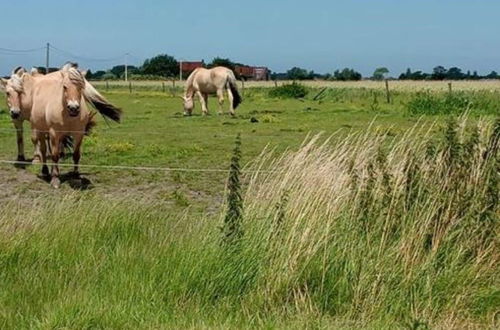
227, 75, 242, 109
83, 80, 122, 122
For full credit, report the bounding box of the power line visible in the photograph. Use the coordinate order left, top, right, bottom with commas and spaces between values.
49, 45, 125, 63
0, 46, 45, 53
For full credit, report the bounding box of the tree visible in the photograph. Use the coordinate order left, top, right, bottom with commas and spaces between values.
399, 68, 412, 80
110, 65, 138, 78
333, 68, 362, 81
207, 57, 237, 70
373, 67, 389, 80
486, 71, 499, 79
141, 54, 179, 78
92, 70, 106, 80
432, 66, 448, 80
446, 67, 465, 80
286, 67, 310, 80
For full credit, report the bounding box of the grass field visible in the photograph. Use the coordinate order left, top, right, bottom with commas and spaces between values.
0, 83, 498, 329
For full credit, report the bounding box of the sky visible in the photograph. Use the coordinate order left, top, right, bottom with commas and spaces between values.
1, 0, 499, 76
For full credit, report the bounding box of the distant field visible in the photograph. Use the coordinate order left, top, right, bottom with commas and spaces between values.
91, 79, 500, 92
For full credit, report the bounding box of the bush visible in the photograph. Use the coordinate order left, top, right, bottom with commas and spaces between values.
407, 90, 500, 115
269, 82, 308, 99
100, 72, 118, 81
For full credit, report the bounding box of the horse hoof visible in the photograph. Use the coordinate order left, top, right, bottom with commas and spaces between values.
51, 177, 61, 189
16, 155, 26, 162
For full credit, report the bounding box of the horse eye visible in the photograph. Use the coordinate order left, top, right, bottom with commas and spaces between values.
5, 92, 10, 97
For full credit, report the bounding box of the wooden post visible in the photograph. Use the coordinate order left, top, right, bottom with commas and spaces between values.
274, 80, 278, 88
241, 80, 245, 96
448, 82, 452, 94
385, 79, 391, 104
106, 81, 109, 92
162, 82, 165, 93
129, 81, 132, 93
171, 79, 176, 96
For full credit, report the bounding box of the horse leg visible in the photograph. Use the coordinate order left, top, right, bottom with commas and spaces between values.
217, 89, 224, 115
197, 91, 208, 115
37, 132, 49, 177
72, 134, 84, 177
227, 87, 235, 116
13, 119, 25, 162
49, 134, 61, 188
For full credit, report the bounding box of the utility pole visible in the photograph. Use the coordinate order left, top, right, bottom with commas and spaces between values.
45, 42, 50, 74
179, 60, 183, 81
124, 53, 129, 82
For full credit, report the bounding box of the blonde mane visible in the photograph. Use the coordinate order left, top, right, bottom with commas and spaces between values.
61, 62, 85, 90
9, 73, 24, 93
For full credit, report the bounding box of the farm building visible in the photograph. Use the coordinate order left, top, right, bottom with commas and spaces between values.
235, 65, 270, 81
181, 61, 204, 75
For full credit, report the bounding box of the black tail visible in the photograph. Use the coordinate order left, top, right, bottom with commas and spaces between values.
228, 79, 242, 109
83, 80, 122, 123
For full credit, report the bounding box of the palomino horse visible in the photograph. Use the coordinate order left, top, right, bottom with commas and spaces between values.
3, 63, 121, 188
0, 67, 33, 161
182, 66, 242, 116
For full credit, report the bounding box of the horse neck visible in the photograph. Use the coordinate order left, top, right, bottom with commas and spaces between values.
20, 75, 35, 113
184, 69, 200, 97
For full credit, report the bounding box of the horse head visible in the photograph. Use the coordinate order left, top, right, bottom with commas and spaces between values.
180, 95, 194, 115
61, 64, 85, 117
0, 67, 26, 120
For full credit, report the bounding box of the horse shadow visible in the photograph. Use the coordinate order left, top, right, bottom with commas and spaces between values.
37, 172, 93, 191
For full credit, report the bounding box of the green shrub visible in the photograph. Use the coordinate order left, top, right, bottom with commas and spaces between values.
269, 82, 308, 99
407, 90, 500, 115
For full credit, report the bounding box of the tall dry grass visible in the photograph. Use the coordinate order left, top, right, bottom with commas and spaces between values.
238, 116, 499, 327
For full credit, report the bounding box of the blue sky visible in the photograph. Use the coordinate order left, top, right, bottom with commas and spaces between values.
1, 0, 499, 76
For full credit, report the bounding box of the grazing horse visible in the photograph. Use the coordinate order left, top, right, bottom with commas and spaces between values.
0, 67, 34, 162
181, 66, 242, 116
5, 63, 121, 188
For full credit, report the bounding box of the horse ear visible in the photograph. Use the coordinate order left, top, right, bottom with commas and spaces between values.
13, 67, 26, 77
30, 67, 41, 76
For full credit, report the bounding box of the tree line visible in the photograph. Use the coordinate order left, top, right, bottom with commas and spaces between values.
60, 52, 499, 81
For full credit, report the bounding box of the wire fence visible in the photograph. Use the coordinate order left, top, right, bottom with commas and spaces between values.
0, 159, 280, 174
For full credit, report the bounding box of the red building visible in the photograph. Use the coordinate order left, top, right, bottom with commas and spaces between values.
235, 65, 270, 81
181, 61, 204, 75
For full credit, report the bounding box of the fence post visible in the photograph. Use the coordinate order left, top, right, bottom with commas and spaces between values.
106, 81, 109, 92
129, 81, 132, 94
274, 80, 278, 88
448, 82, 452, 94
385, 79, 391, 104
241, 80, 245, 96
162, 82, 165, 93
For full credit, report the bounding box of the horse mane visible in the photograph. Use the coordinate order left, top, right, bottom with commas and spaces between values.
9, 73, 24, 93
67, 68, 86, 90
61, 62, 79, 71
185, 68, 202, 97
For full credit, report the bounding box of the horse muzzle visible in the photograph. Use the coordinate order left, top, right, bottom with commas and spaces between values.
67, 104, 81, 117
10, 109, 21, 120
